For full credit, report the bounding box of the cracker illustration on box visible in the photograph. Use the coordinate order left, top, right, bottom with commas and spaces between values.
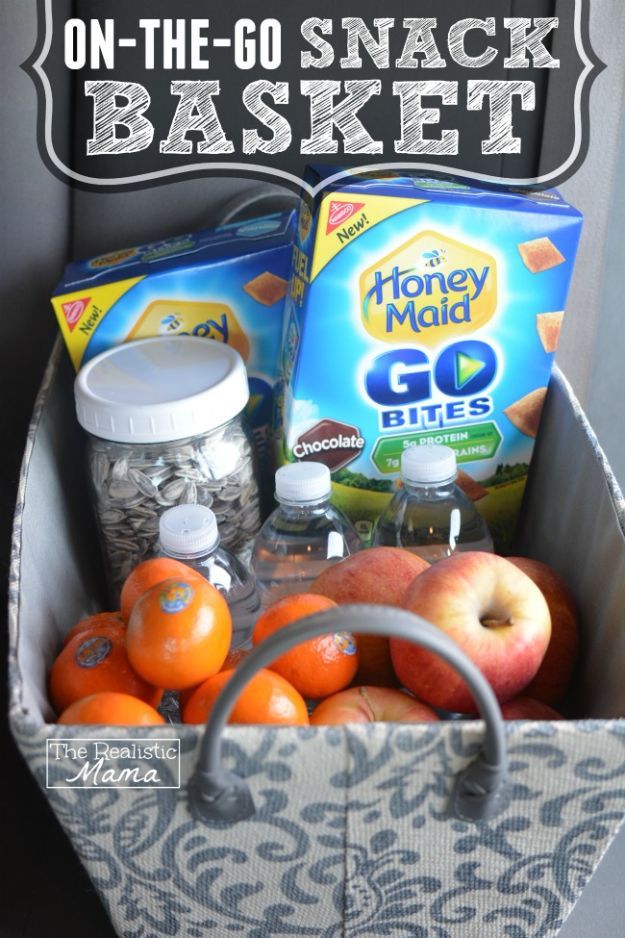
243, 271, 289, 307
504, 388, 548, 439
277, 169, 583, 550
536, 312, 564, 354
456, 470, 489, 503
518, 237, 566, 273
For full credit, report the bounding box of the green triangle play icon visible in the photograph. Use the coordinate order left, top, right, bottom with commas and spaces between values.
455, 351, 486, 390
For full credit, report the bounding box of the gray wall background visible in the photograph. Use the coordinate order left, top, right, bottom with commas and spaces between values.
557, 1, 625, 418
584, 92, 625, 484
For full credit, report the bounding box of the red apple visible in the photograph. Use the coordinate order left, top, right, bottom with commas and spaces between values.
311, 547, 429, 687
310, 685, 438, 725
500, 696, 564, 721
508, 557, 579, 705
392, 552, 552, 713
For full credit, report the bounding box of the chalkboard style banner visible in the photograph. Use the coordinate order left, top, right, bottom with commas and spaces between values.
24, 0, 603, 193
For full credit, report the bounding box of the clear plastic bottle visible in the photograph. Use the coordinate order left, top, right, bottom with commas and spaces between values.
374, 445, 494, 562
159, 504, 261, 649
251, 462, 362, 607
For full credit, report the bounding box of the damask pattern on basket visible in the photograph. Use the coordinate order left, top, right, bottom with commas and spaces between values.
11, 716, 625, 938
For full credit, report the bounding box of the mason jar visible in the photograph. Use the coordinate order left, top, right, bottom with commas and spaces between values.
74, 336, 261, 600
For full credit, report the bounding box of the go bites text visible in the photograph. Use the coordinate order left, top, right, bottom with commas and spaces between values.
63, 16, 560, 157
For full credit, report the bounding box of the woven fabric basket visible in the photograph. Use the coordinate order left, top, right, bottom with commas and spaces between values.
9, 343, 625, 937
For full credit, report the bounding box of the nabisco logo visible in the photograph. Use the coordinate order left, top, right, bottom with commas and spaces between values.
326, 200, 365, 235
62, 297, 91, 332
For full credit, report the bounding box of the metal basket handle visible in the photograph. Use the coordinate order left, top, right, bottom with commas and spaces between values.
188, 604, 510, 825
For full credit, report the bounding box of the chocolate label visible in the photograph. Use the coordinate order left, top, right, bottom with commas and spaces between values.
293, 419, 365, 471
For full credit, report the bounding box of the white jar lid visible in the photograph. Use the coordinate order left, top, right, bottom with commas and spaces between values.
159, 504, 219, 557
275, 462, 331, 503
401, 445, 457, 485
74, 336, 249, 443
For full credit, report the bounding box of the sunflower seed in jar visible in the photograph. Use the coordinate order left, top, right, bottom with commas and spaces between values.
180, 481, 197, 504
201, 481, 224, 495
218, 523, 237, 544
218, 486, 240, 503
109, 536, 142, 552
128, 516, 148, 533
143, 466, 173, 486
128, 469, 159, 498
108, 548, 127, 563
108, 479, 139, 501
92, 452, 110, 489
162, 478, 186, 501
244, 499, 261, 520
244, 497, 261, 519
110, 457, 130, 481
242, 512, 261, 534
99, 508, 125, 525
130, 505, 158, 520
174, 467, 205, 483
238, 488, 252, 508
173, 462, 194, 476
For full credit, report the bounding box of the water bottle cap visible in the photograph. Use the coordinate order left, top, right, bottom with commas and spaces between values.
159, 504, 219, 556
275, 462, 332, 503
401, 445, 457, 485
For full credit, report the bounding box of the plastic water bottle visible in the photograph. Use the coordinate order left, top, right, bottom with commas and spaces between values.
251, 462, 362, 607
159, 504, 261, 649
374, 445, 494, 562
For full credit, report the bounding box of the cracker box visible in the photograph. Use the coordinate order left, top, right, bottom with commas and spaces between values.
275, 170, 583, 550
51, 211, 295, 466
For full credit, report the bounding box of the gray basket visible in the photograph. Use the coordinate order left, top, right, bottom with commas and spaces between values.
9, 342, 625, 937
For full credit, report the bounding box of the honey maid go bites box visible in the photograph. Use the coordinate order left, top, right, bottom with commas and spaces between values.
51, 211, 296, 467
274, 169, 583, 551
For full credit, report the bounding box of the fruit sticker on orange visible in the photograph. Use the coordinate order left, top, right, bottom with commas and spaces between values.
276, 169, 583, 550
333, 633, 358, 656
75, 635, 113, 668
159, 582, 194, 614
